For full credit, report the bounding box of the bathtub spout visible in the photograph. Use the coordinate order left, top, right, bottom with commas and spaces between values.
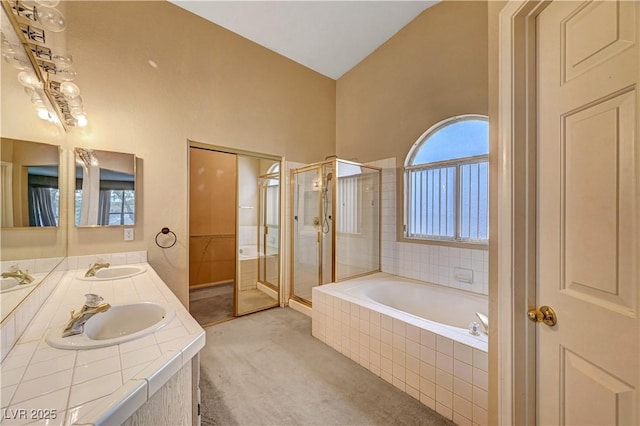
475, 312, 489, 335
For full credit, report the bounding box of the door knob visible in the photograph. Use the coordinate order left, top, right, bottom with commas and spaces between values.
527, 305, 557, 327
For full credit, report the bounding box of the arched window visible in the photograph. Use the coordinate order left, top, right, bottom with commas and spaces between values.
404, 115, 488, 243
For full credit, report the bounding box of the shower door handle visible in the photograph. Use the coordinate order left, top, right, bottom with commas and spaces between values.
317, 232, 320, 243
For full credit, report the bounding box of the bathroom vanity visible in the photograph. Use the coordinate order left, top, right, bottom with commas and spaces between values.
0, 260, 205, 425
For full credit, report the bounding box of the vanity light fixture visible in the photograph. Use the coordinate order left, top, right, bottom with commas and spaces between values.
0, 0, 87, 129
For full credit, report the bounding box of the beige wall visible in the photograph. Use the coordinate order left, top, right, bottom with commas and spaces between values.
336, 0, 488, 164
61, 1, 336, 304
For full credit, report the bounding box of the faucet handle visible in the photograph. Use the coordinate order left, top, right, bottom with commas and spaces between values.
84, 293, 104, 307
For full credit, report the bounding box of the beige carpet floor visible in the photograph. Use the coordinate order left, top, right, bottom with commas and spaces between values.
199, 307, 455, 426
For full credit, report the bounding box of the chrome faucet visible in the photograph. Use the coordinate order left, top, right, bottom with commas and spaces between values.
84, 261, 110, 277
62, 294, 110, 337
1, 266, 34, 285
475, 312, 489, 335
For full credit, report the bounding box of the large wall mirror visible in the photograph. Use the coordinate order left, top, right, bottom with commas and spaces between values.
75, 148, 136, 227
1, 138, 61, 228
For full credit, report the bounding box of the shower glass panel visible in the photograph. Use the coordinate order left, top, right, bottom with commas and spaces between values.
335, 161, 380, 281
291, 167, 322, 302
236, 157, 280, 316
291, 159, 381, 306
259, 170, 279, 290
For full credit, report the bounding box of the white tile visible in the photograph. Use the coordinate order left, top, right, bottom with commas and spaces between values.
68, 371, 122, 408
420, 362, 435, 383
392, 348, 405, 367
436, 386, 453, 408
120, 345, 161, 370
11, 369, 73, 404
5, 388, 68, 425
381, 315, 393, 331
406, 369, 420, 390
22, 354, 76, 382
436, 353, 453, 374
133, 351, 181, 398
454, 377, 474, 402
1, 384, 17, 408
473, 386, 488, 410
406, 355, 420, 374
420, 329, 436, 349
66, 396, 110, 425
420, 393, 436, 410
406, 339, 420, 359
75, 379, 147, 426
436, 402, 453, 420
406, 324, 420, 343
454, 359, 474, 383
30, 347, 73, 365
436, 335, 453, 356
473, 349, 488, 372
454, 342, 473, 365
73, 355, 121, 385
119, 334, 157, 354
473, 405, 488, 426
76, 346, 119, 366
454, 394, 473, 420
473, 367, 488, 391
436, 369, 453, 392
392, 334, 405, 351
453, 412, 473, 426
420, 345, 436, 365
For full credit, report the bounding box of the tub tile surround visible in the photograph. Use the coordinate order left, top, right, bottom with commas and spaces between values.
312, 284, 488, 426
367, 158, 489, 296
0, 259, 205, 425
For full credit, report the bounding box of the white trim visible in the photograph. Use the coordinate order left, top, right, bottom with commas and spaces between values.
498, 1, 547, 424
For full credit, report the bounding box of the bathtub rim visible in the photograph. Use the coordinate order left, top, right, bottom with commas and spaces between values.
314, 272, 488, 352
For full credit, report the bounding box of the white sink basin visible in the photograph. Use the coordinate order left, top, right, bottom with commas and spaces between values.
46, 302, 175, 349
78, 265, 146, 281
1, 277, 37, 293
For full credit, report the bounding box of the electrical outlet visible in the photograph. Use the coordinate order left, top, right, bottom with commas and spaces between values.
124, 228, 134, 241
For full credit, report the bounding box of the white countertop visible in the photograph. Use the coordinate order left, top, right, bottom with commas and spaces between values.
0, 263, 205, 425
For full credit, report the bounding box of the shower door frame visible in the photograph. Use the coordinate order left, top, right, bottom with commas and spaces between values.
289, 160, 336, 307
188, 140, 284, 318
258, 170, 280, 292
289, 158, 383, 307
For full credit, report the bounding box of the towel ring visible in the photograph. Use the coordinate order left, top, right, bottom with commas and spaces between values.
155, 227, 177, 249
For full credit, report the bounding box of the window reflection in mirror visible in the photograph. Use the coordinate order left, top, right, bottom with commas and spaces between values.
74, 148, 136, 227
1, 138, 60, 228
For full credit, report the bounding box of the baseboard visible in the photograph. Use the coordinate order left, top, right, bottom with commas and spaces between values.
288, 298, 312, 317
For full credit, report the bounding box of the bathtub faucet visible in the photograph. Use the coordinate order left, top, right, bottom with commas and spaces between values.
475, 312, 489, 335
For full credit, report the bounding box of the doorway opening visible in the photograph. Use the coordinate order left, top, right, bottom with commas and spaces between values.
188, 143, 282, 327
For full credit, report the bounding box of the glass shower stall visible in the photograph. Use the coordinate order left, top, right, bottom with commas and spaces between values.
290, 158, 381, 306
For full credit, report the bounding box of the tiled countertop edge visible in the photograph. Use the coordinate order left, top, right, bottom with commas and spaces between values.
1, 261, 205, 426
76, 333, 204, 425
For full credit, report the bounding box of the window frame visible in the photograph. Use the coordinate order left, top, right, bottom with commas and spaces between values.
403, 114, 489, 245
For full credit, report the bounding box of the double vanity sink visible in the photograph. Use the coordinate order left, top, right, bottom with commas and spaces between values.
47, 264, 175, 349
1, 260, 205, 425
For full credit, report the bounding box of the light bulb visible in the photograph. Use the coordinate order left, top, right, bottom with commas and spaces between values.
60, 81, 80, 98
70, 105, 84, 117
52, 52, 72, 68
56, 66, 77, 81
17, 71, 40, 88
3, 53, 28, 70
76, 114, 88, 127
37, 107, 50, 120
67, 95, 82, 107
35, 6, 66, 32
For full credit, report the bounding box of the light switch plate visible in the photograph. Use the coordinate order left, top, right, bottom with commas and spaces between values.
124, 228, 134, 241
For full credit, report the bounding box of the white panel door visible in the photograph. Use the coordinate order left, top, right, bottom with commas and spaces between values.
537, 1, 639, 424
